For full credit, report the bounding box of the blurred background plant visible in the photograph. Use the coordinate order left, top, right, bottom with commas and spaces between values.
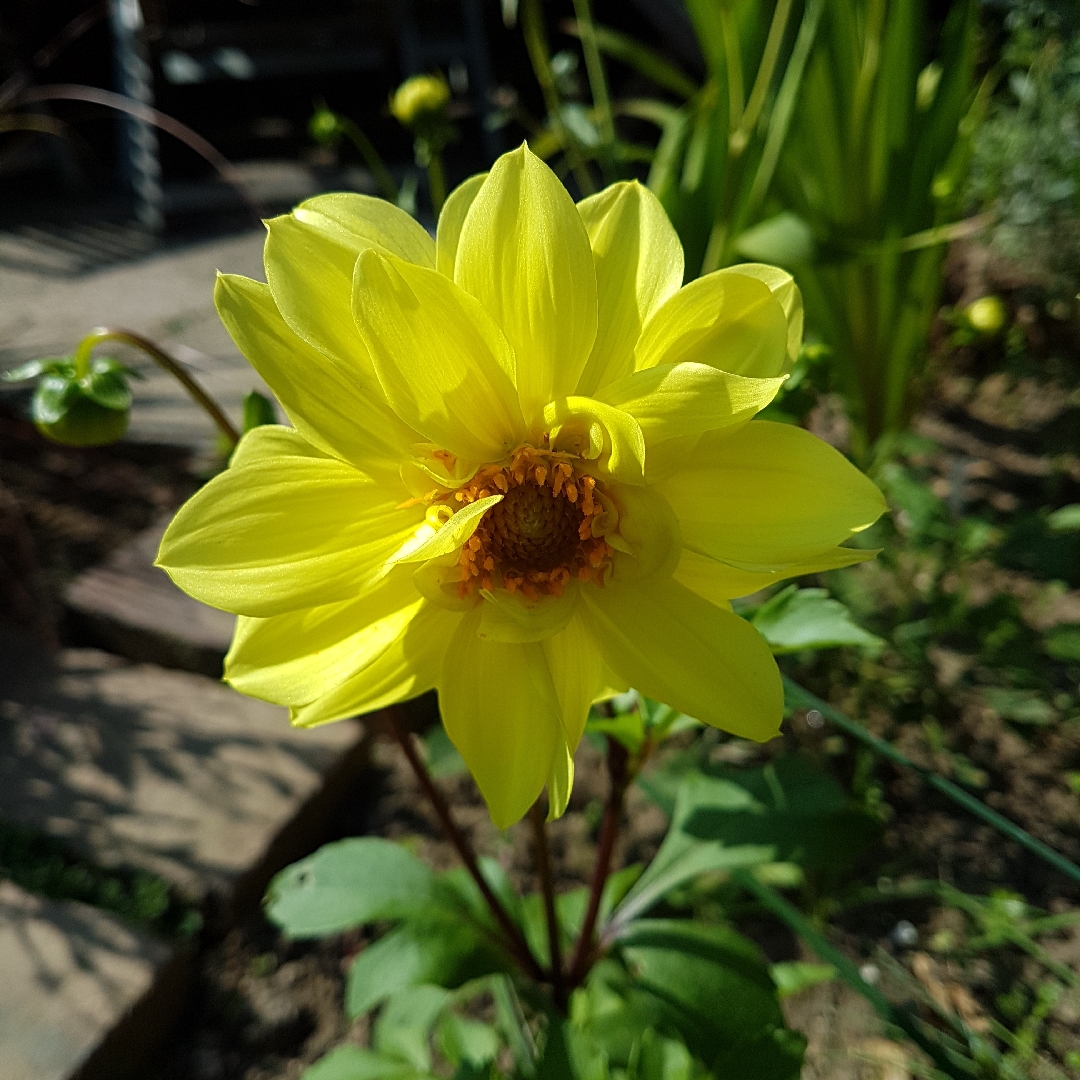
968, 0, 1080, 299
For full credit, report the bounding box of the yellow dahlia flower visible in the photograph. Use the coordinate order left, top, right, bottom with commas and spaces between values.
156, 145, 885, 828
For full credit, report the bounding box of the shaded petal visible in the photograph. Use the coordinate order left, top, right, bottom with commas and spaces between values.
455, 144, 597, 427
436, 172, 487, 278
477, 585, 578, 644
440, 606, 562, 828
730, 263, 804, 371
582, 578, 783, 741
291, 601, 461, 727
608, 482, 681, 584
157, 452, 421, 617
635, 268, 788, 378
225, 567, 421, 705
575, 181, 684, 396
544, 397, 645, 485
596, 362, 784, 445
353, 250, 525, 462
542, 610, 605, 749
658, 422, 887, 567
672, 546, 880, 605
216, 274, 417, 477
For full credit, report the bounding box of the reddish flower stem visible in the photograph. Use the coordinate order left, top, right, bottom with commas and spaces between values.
567, 737, 630, 988
387, 709, 545, 983
528, 801, 566, 1011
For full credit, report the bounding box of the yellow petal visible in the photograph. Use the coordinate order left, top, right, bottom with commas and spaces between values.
582, 578, 783, 742
673, 546, 880, 605
635, 268, 788, 379
575, 181, 684, 396
541, 611, 606, 749
216, 274, 416, 477
547, 741, 574, 821
262, 193, 433, 373
436, 172, 487, 277
544, 397, 645, 485
293, 193, 436, 267
596, 362, 785, 444
225, 567, 422, 705
228, 423, 327, 468
728, 263, 804, 371
290, 602, 461, 727
455, 144, 597, 427
156, 452, 420, 617
439, 606, 562, 828
353, 249, 525, 462
477, 585, 578, 644
391, 495, 503, 564
658, 421, 887, 567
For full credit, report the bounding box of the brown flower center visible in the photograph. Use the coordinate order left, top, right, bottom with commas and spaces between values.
448, 447, 613, 599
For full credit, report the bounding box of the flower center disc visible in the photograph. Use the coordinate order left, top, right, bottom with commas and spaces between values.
451, 448, 613, 599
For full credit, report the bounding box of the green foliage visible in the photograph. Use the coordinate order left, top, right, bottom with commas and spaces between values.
750, 585, 884, 654
771, 0, 981, 454
0, 820, 200, 938
968, 1, 1080, 293
242, 389, 277, 432
3, 354, 136, 447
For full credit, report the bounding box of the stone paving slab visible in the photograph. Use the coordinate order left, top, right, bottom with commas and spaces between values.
0, 229, 269, 451
65, 518, 233, 677
0, 624, 366, 909
0, 880, 185, 1080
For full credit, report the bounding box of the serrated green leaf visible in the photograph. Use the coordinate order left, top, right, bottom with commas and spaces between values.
751, 586, 883, 654
265, 838, 434, 938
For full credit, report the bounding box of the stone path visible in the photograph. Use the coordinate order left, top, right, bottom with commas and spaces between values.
0, 881, 183, 1080
0, 229, 269, 451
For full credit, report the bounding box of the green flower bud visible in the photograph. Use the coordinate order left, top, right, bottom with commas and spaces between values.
4, 355, 134, 447
390, 73, 450, 127
965, 295, 1007, 336
308, 107, 342, 145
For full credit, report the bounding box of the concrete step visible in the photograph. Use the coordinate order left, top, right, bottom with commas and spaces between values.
0, 624, 367, 915
0, 880, 187, 1080
64, 518, 233, 678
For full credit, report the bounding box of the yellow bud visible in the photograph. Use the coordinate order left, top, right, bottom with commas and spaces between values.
965, 295, 1007, 336
390, 73, 450, 126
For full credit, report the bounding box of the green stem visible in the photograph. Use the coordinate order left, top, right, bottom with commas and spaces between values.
74, 328, 239, 446
732, 0, 794, 155
339, 117, 399, 202
521, 0, 596, 196
528, 801, 566, 1011
425, 151, 447, 216
718, 3, 745, 137
570, 0, 616, 159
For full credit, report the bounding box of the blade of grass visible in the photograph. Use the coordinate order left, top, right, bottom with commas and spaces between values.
783, 677, 1080, 887
570, 0, 616, 162
562, 19, 699, 99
